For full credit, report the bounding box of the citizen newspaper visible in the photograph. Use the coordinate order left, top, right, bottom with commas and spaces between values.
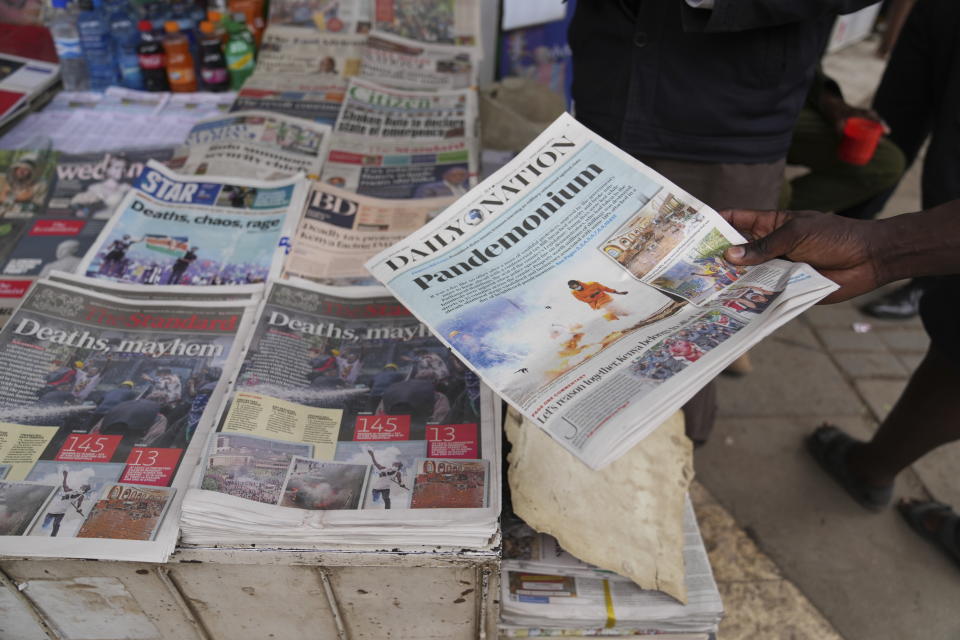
172, 110, 332, 180
366, 113, 838, 469
0, 277, 255, 561
77, 160, 308, 288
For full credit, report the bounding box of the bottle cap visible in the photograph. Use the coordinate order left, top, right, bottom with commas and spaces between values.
164, 20, 180, 33
137, 19, 152, 31
208, 9, 222, 21
199, 20, 215, 34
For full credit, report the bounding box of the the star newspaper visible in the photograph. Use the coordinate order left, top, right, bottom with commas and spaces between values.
366, 113, 839, 469
320, 78, 478, 198
283, 181, 454, 285
179, 278, 499, 547
0, 275, 258, 561
500, 499, 722, 635
170, 110, 332, 181
76, 160, 308, 288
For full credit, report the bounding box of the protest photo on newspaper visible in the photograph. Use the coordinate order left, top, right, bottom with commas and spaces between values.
284, 181, 454, 285
182, 278, 498, 542
171, 111, 332, 181
372, 0, 481, 46
366, 113, 838, 469
0, 277, 256, 561
359, 31, 479, 91
267, 0, 371, 32
77, 161, 307, 287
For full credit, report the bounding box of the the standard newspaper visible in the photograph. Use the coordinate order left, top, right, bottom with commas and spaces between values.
320, 78, 478, 198
0, 276, 256, 561
77, 161, 308, 287
255, 26, 364, 77
500, 499, 723, 636
366, 113, 838, 469
171, 111, 332, 180
284, 181, 453, 285
179, 278, 499, 547
232, 73, 346, 125
360, 31, 478, 91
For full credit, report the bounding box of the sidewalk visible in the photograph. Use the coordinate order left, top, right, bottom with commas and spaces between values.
693, 37, 960, 640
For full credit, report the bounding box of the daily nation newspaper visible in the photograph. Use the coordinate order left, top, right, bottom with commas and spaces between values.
171, 111, 332, 181
284, 182, 453, 285
366, 113, 838, 469
373, 0, 481, 46
183, 278, 497, 537
360, 31, 478, 91
320, 79, 478, 198
77, 161, 308, 288
232, 73, 347, 125
0, 276, 256, 561
255, 26, 364, 77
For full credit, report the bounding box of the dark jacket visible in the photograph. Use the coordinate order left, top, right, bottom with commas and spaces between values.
569, 0, 876, 163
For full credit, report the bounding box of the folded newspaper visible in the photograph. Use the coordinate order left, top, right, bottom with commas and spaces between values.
366, 113, 838, 469
0, 276, 256, 561
500, 499, 722, 636
179, 278, 500, 548
77, 160, 307, 288
360, 31, 479, 91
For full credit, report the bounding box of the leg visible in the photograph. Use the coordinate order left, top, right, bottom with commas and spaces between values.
50, 513, 64, 537
383, 490, 391, 509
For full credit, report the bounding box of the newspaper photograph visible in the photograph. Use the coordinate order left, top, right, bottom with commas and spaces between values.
0, 218, 104, 278
44, 148, 177, 219
268, 0, 371, 32
0, 147, 57, 218
0, 277, 256, 560
284, 182, 453, 285
360, 31, 478, 91
256, 26, 364, 77
232, 73, 347, 125
373, 0, 481, 46
366, 113, 838, 468
77, 161, 307, 287
194, 278, 496, 519
171, 111, 332, 181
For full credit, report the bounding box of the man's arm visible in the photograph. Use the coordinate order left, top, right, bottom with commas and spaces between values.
683, 0, 878, 33
719, 201, 960, 303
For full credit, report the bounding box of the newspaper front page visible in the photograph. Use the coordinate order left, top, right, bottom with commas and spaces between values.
0, 277, 255, 561
189, 279, 497, 528
77, 161, 307, 288
170, 111, 332, 180
320, 78, 478, 198
367, 113, 837, 468
267, 0, 371, 32
284, 182, 453, 285
360, 31, 478, 91
232, 73, 347, 125
256, 26, 364, 77
373, 0, 481, 46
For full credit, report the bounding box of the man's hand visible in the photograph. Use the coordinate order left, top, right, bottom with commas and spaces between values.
719, 209, 885, 304
819, 91, 889, 136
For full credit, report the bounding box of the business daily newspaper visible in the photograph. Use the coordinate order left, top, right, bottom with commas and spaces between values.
366, 113, 838, 469
0, 277, 255, 561
360, 31, 478, 91
77, 161, 307, 287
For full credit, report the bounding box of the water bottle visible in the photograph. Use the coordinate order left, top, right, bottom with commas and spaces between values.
76, 0, 116, 90
49, 0, 90, 91
107, 0, 144, 90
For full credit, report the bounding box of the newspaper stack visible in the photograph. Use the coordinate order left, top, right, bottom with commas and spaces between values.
178, 278, 500, 548
500, 499, 723, 637
366, 113, 839, 469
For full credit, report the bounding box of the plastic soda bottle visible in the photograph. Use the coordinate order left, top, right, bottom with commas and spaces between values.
223, 19, 254, 90
136, 19, 169, 91
162, 21, 197, 92
198, 21, 229, 91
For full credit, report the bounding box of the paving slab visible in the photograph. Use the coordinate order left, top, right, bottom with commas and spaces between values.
895, 352, 925, 372
833, 351, 908, 379
695, 415, 960, 640
911, 442, 960, 509
876, 329, 930, 353
816, 327, 889, 353
802, 303, 867, 329
716, 325, 866, 418
853, 379, 909, 422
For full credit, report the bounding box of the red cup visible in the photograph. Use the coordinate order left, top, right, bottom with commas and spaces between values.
837, 117, 884, 165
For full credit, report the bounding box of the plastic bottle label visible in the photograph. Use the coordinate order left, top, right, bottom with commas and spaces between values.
138, 53, 164, 69
169, 68, 196, 84
201, 68, 228, 83
227, 52, 253, 71
54, 36, 83, 59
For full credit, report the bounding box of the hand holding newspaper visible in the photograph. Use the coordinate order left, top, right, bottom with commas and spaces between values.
366, 113, 838, 469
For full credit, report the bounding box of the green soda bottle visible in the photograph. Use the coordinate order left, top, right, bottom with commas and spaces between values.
224, 20, 255, 89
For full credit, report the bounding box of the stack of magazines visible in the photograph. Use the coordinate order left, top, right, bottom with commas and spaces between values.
500, 499, 723, 638
178, 278, 501, 548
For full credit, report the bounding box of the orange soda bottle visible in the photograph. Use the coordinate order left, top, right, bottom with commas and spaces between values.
162, 21, 197, 92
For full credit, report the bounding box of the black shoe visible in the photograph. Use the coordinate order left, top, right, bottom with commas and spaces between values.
860, 282, 924, 319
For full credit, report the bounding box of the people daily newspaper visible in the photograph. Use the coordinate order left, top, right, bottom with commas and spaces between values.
179, 278, 499, 547
76, 161, 308, 288
366, 113, 838, 469
0, 276, 256, 561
